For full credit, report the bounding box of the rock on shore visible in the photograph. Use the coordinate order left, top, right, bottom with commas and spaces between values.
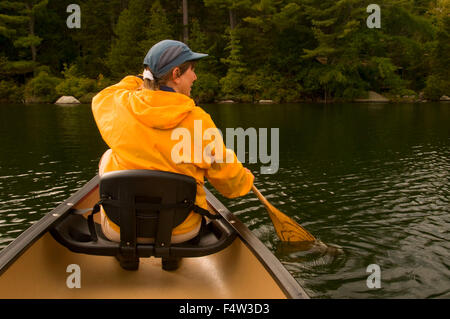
259, 100, 275, 104
354, 91, 390, 103
55, 96, 81, 104
217, 100, 236, 104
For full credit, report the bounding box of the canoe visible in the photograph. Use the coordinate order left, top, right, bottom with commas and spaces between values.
0, 174, 309, 299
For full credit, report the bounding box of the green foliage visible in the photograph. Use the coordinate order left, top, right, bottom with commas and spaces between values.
55, 77, 96, 99
55, 64, 97, 99
0, 79, 23, 102
139, 1, 174, 56
424, 75, 449, 100
366, 57, 406, 93
79, 92, 97, 104
13, 35, 42, 48
188, 19, 219, 74
0, 0, 48, 73
431, 15, 450, 80
24, 69, 62, 103
69, 0, 123, 78
204, 0, 252, 10
107, 0, 151, 79
254, 71, 304, 103
188, 19, 208, 53
220, 28, 246, 72
421, 3, 450, 101
219, 68, 306, 103
96, 74, 115, 91
108, 0, 173, 79
192, 72, 220, 103
220, 28, 247, 99
0, 55, 35, 75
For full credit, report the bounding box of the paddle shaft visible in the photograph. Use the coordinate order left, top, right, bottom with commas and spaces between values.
251, 185, 271, 208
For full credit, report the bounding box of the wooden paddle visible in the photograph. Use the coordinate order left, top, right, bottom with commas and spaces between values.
252, 185, 315, 242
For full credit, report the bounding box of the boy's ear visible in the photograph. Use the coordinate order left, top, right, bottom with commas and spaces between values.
173, 67, 181, 79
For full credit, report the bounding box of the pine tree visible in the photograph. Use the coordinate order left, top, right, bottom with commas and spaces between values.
300, 0, 366, 100
424, 0, 450, 99
139, 1, 174, 56
189, 18, 215, 72
183, 0, 189, 43
189, 18, 220, 103
108, 0, 174, 79
430, 0, 450, 80
204, 0, 252, 30
70, 0, 124, 78
0, 0, 48, 75
219, 27, 247, 99
107, 0, 150, 78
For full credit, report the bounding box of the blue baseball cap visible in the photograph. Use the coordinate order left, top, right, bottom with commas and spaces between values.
143, 40, 208, 79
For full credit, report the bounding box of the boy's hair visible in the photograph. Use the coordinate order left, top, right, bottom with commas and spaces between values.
143, 61, 196, 90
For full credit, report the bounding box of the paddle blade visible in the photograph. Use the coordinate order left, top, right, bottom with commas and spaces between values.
251, 185, 315, 242
266, 203, 316, 242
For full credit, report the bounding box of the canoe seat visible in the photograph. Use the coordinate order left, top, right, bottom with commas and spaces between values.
50, 170, 236, 271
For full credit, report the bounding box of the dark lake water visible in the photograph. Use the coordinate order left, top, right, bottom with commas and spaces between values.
0, 102, 449, 298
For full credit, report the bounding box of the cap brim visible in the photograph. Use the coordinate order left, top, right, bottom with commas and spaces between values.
188, 52, 208, 61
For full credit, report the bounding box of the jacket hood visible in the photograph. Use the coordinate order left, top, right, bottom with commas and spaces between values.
129, 89, 196, 129
93, 76, 196, 132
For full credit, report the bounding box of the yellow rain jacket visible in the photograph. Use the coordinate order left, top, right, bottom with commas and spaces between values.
92, 76, 254, 236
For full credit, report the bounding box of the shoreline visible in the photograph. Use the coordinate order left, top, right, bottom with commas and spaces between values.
2, 99, 449, 105
2, 93, 449, 105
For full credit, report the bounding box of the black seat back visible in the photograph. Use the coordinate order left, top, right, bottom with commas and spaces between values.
100, 170, 197, 247
50, 170, 237, 271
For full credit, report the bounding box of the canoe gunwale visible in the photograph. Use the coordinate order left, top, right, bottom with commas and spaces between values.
0, 174, 309, 299
0, 175, 100, 277
204, 188, 309, 299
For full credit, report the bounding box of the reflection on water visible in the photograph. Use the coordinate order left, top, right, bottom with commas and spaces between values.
207, 102, 450, 299
1, 102, 449, 298
0, 103, 107, 248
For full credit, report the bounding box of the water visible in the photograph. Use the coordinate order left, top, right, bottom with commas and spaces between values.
0, 102, 449, 298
